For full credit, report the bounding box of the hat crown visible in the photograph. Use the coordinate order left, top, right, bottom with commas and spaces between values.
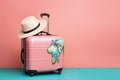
21, 16, 39, 32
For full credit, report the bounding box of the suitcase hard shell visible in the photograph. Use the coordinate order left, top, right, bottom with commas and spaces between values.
21, 34, 64, 76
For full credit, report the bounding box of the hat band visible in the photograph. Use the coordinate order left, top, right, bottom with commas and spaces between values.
23, 23, 40, 33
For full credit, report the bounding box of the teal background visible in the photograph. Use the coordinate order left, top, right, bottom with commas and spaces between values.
0, 68, 120, 80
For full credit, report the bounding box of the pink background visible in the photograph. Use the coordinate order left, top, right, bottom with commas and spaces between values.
0, 0, 120, 68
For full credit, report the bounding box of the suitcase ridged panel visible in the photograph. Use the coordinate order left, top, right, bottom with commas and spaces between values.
24, 36, 64, 71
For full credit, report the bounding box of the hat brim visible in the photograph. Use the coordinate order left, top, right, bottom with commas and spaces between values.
18, 19, 47, 38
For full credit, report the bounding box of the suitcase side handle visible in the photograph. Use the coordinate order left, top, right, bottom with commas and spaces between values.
21, 48, 24, 64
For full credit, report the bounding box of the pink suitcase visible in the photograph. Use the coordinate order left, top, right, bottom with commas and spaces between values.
21, 13, 64, 76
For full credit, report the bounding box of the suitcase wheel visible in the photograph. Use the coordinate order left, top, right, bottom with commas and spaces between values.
57, 68, 63, 74
29, 72, 34, 76
57, 71, 61, 74
25, 70, 37, 76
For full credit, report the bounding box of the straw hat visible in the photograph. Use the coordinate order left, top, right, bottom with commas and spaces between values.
18, 16, 47, 38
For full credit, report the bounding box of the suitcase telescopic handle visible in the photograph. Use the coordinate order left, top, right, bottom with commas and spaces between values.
21, 48, 24, 64
40, 13, 50, 33
40, 13, 50, 18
